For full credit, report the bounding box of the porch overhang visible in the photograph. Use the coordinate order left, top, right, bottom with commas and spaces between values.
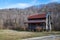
24, 20, 46, 23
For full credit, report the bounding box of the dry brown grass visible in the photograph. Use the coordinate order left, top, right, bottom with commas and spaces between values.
0, 30, 35, 40
0, 29, 60, 40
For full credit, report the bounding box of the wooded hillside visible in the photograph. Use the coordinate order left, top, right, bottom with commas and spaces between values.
0, 2, 60, 31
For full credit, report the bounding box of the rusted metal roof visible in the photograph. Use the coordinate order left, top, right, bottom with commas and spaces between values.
28, 13, 46, 19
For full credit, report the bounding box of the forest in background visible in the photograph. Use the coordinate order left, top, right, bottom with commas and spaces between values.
0, 2, 60, 31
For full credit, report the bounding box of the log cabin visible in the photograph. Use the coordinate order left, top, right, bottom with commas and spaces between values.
25, 12, 52, 32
